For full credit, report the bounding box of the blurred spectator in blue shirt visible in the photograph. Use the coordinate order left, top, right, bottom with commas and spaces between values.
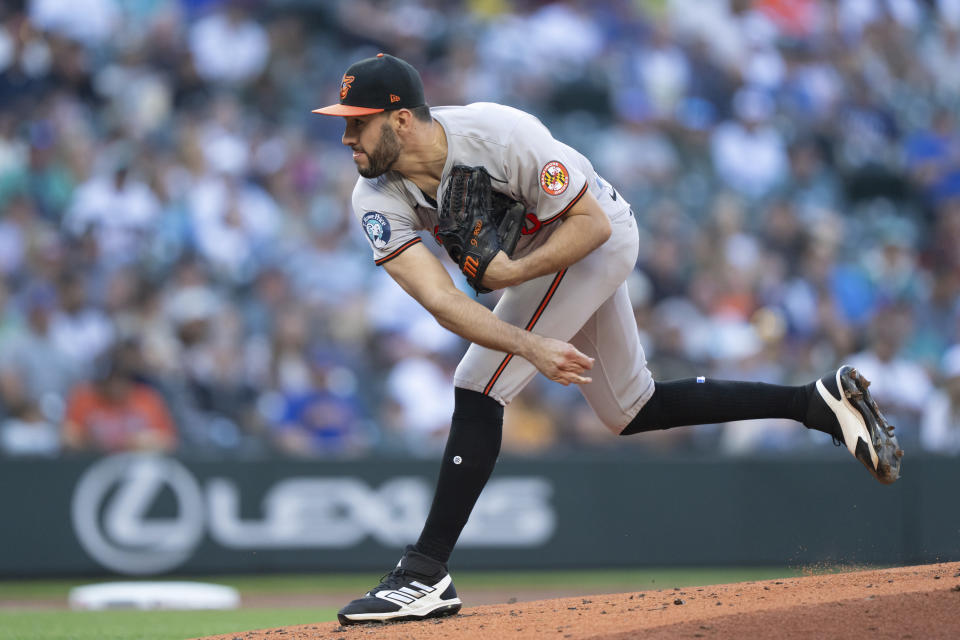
904, 107, 960, 207
269, 349, 369, 458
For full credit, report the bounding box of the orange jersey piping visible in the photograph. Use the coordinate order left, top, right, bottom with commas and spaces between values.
374, 237, 423, 266
538, 182, 588, 227
482, 268, 568, 395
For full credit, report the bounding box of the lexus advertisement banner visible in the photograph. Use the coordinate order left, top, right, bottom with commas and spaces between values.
1, 454, 957, 576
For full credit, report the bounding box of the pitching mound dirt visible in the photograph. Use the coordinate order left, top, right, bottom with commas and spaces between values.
195, 562, 960, 640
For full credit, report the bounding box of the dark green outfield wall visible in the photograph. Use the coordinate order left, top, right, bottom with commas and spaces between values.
1, 454, 957, 576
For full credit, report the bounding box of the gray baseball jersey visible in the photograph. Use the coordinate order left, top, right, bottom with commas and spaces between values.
353, 102, 654, 433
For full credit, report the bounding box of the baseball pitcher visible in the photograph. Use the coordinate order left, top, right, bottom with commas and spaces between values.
312, 54, 902, 626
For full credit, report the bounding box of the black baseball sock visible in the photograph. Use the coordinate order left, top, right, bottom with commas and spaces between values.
621, 377, 824, 435
414, 387, 503, 564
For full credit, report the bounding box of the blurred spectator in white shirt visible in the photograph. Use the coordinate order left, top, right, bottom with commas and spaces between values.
188, 3, 268, 86
920, 344, 960, 455
667, 0, 743, 71
0, 196, 35, 278
0, 400, 59, 457
93, 47, 173, 140
0, 282, 77, 420
634, 23, 690, 121
188, 174, 280, 280
847, 306, 933, 447
711, 87, 788, 199
49, 271, 114, 376
29, 0, 119, 47
921, 24, 960, 95
64, 156, 161, 265
940, 0, 960, 27
381, 333, 456, 456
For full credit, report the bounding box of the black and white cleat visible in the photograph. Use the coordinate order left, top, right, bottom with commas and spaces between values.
815, 366, 903, 484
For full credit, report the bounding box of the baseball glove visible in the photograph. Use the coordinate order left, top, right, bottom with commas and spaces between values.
437, 165, 525, 294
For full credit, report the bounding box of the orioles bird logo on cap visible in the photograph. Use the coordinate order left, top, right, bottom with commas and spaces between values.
340, 75, 355, 101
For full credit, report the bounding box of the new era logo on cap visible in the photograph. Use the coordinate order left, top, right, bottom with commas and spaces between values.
312, 54, 426, 117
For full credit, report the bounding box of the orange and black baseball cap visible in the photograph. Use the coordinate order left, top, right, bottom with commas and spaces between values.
312, 53, 426, 117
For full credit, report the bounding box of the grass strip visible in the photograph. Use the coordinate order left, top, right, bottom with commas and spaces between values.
0, 607, 337, 640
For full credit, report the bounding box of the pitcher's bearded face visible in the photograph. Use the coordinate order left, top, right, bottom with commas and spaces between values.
354, 121, 402, 178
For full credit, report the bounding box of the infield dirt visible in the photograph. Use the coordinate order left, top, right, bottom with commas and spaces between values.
196, 561, 960, 640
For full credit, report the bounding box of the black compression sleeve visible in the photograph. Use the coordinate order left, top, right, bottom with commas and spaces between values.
621, 378, 811, 435
414, 387, 503, 563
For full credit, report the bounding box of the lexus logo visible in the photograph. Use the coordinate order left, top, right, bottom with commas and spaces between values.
71, 454, 205, 575
71, 455, 556, 575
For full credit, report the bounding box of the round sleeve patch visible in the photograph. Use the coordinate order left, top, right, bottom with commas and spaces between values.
539, 161, 569, 196
361, 212, 391, 249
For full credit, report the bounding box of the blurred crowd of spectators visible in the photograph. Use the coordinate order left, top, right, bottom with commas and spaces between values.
0, 0, 959, 460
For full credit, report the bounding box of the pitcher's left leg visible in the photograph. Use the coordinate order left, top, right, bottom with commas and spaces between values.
569, 281, 655, 433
